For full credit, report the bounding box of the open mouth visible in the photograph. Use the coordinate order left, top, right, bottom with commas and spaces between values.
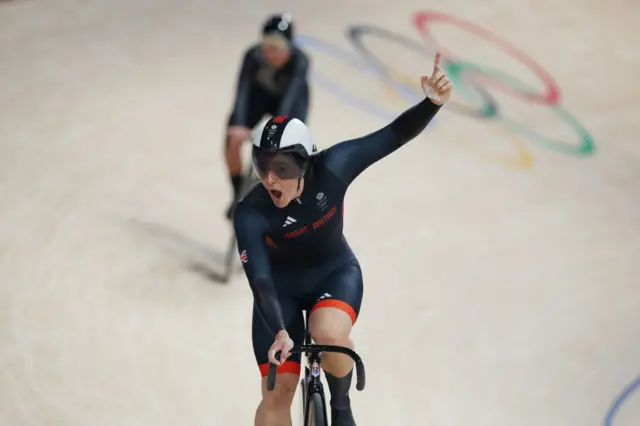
270, 189, 283, 200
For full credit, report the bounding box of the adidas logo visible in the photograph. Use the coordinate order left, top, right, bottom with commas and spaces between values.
317, 293, 332, 301
283, 216, 297, 227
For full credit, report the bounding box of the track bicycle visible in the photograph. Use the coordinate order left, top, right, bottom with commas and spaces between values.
267, 310, 366, 426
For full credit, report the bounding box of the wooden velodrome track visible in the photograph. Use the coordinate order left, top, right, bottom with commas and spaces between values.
1, 0, 638, 425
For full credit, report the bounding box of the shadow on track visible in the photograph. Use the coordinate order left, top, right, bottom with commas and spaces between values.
124, 217, 242, 284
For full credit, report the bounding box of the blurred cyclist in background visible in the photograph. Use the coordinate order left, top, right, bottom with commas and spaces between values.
223, 13, 311, 219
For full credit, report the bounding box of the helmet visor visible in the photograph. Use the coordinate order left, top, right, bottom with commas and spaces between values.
252, 150, 308, 180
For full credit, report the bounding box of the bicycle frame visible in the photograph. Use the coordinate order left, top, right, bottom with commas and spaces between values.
300, 311, 328, 426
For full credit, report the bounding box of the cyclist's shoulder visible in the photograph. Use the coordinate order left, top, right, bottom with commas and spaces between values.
307, 140, 360, 187
311, 140, 348, 168
305, 151, 345, 186
240, 44, 262, 63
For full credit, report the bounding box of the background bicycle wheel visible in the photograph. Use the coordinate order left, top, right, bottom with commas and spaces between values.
0, 1, 638, 426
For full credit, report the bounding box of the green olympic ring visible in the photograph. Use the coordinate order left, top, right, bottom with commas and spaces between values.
298, 21, 596, 159
445, 61, 595, 156
346, 25, 499, 119
342, 22, 595, 157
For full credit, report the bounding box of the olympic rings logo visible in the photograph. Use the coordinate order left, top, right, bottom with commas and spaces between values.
295, 11, 595, 170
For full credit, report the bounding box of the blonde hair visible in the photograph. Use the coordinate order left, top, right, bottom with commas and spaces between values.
262, 33, 290, 50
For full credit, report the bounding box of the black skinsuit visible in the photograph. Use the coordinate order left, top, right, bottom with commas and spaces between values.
227, 44, 311, 129
233, 97, 442, 376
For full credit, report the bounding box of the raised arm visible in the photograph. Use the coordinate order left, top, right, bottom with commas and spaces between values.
233, 202, 285, 335
324, 97, 441, 185
323, 53, 452, 185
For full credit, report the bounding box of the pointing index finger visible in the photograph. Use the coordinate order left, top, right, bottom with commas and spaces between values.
433, 52, 441, 73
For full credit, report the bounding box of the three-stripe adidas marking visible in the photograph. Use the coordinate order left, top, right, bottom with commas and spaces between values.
317, 293, 332, 301
283, 216, 297, 227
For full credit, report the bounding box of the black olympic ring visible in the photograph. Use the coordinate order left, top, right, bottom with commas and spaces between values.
346, 25, 499, 119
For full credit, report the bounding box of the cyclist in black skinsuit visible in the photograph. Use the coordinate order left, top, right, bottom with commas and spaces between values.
233, 54, 453, 426
223, 13, 311, 219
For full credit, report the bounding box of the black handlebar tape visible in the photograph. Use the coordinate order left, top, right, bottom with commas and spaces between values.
355, 359, 366, 391
266, 351, 281, 391
266, 346, 366, 391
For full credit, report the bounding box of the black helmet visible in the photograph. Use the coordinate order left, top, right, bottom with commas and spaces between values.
262, 13, 294, 43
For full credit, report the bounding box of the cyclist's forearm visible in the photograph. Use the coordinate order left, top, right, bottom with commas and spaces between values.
251, 277, 286, 335
388, 96, 441, 146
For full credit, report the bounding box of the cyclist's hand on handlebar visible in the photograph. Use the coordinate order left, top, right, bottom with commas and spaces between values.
227, 125, 251, 140
268, 330, 294, 366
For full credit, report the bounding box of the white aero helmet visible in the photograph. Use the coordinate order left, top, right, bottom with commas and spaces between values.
251, 115, 317, 180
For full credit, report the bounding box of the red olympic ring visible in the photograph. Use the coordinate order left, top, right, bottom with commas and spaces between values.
413, 11, 561, 105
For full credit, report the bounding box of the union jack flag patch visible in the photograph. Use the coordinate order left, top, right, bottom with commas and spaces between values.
239, 250, 248, 263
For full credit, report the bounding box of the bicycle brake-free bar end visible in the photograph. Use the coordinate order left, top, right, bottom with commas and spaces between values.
355, 360, 366, 391
266, 351, 281, 391
266, 365, 277, 391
